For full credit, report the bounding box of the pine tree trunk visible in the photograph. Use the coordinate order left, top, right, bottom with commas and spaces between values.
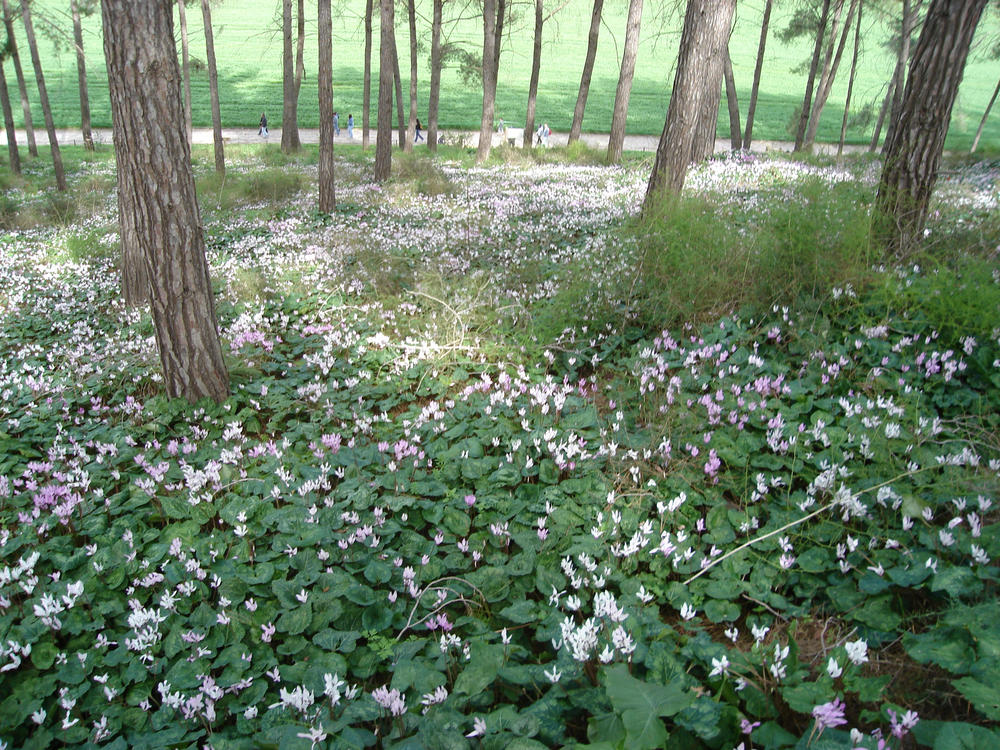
1, 0, 36, 156
295, 0, 305, 100
970, 74, 1000, 153
406, 0, 417, 151
21, 0, 66, 190
476, 0, 497, 163
428, 0, 443, 151
607, 0, 643, 164
645, 0, 735, 205
887, 0, 914, 134
363, 0, 373, 149
804, 0, 857, 150
281, 0, 301, 152
875, 0, 987, 257
201, 0, 224, 175
523, 0, 543, 149
101, 0, 229, 403
723, 46, 741, 151
374, 0, 394, 180
493, 0, 505, 74
689, 67, 722, 162
71, 0, 94, 150
177, 0, 192, 144
569, 0, 603, 144
793, 0, 832, 151
838, 0, 863, 156
392, 41, 405, 147
318, 0, 335, 212
0, 60, 20, 173
742, 0, 772, 150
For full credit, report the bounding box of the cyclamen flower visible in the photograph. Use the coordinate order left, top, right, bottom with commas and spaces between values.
811, 698, 847, 732
372, 685, 407, 716
845, 638, 869, 666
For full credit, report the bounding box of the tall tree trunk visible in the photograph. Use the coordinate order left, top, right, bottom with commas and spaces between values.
428, 0, 443, 151
281, 0, 301, 152
723, 46, 741, 150
318, 0, 335, 212
887, 0, 914, 133
523, 0, 542, 149
875, 0, 987, 257
21, 0, 66, 190
804, 0, 858, 150
838, 0, 863, 156
493, 0, 505, 74
869, 75, 896, 151
201, 0, 224, 175
363, 0, 373, 149
0, 59, 20, 173
101, 0, 229, 403
689, 67, 722, 162
295, 0, 305, 99
793, 0, 832, 151
392, 40, 405, 147
607, 0, 643, 163
374, 0, 394, 180
569, 0, 603, 144
1, 0, 36, 156
177, 0, 192, 144
71, 0, 94, 150
742, 0, 772, 149
970, 74, 1000, 153
645, 0, 736, 205
406, 0, 417, 151
476, 0, 497, 163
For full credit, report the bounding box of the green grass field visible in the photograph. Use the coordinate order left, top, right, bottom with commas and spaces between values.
9, 0, 1000, 151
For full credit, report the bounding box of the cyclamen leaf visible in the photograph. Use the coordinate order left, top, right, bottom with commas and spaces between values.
602, 665, 693, 750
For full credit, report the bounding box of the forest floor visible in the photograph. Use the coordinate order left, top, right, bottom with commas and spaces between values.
2, 126, 872, 155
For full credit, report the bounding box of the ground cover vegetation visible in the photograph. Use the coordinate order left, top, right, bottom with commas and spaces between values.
0, 141, 999, 749
10, 0, 1000, 151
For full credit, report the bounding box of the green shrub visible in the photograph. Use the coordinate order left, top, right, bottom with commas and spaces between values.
392, 152, 454, 196
241, 168, 303, 202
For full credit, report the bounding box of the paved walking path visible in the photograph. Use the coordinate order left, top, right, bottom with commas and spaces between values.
2, 127, 871, 156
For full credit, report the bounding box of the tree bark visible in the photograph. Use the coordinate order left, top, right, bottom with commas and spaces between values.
406, 0, 417, 151
100, 0, 229, 403
689, 65, 722, 162
20, 0, 66, 190
493, 0, 505, 74
875, 0, 987, 257
804, 0, 857, 151
1, 0, 36, 156
793, 0, 831, 151
318, 0, 335, 212
838, 0, 863, 156
428, 0, 443, 151
742, 0, 772, 149
295, 0, 305, 100
392, 39, 405, 147
71, 0, 94, 150
201, 0, 224, 175
970, 74, 1000, 153
0, 57, 20, 173
363, 0, 373, 149
569, 0, 603, 144
723, 46, 741, 151
645, 0, 735, 205
281, 0, 301, 152
476, 0, 497, 163
177, 0, 192, 144
523, 0, 543, 149
374, 0, 394, 180
607, 0, 643, 163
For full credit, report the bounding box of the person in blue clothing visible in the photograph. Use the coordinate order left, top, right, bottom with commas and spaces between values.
415, 118, 424, 142
333, 111, 340, 136
347, 114, 354, 139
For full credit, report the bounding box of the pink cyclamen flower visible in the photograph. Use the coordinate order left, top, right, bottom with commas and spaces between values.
464, 494, 476, 507
812, 698, 848, 732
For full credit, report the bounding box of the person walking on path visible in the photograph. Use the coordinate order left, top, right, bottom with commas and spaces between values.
333, 111, 340, 136
536, 122, 550, 147
347, 114, 354, 139
415, 118, 424, 142
259, 112, 268, 138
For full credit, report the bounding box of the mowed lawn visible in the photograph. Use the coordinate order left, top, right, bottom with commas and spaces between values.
13, 0, 1000, 150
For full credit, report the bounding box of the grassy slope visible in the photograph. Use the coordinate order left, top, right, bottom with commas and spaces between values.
10, 0, 1000, 151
